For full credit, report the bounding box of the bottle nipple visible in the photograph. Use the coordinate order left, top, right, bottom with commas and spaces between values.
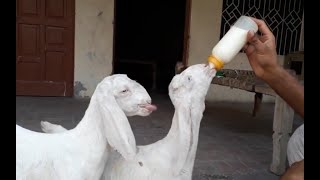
208, 55, 224, 70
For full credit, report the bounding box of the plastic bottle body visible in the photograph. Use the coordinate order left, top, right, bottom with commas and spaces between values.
208, 16, 258, 70
212, 26, 248, 64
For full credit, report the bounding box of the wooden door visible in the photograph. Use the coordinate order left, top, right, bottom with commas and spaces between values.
16, 0, 75, 96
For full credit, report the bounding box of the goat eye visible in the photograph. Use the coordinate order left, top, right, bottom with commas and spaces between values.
121, 89, 128, 93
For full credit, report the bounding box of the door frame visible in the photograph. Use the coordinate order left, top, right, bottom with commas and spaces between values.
182, 0, 191, 66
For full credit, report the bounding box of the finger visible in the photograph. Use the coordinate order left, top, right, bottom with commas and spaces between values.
245, 44, 255, 55
242, 43, 249, 51
250, 17, 273, 36
247, 30, 263, 51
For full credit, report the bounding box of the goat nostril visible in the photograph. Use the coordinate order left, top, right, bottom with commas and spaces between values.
147, 100, 151, 104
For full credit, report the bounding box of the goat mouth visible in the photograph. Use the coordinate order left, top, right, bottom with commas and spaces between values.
139, 103, 157, 112
204, 64, 216, 77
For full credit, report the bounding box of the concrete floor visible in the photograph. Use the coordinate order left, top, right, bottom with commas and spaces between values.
16, 92, 303, 180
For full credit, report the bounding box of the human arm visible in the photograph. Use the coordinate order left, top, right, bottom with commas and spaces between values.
244, 18, 304, 118
280, 160, 304, 180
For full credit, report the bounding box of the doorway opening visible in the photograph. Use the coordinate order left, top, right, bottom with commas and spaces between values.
113, 0, 190, 93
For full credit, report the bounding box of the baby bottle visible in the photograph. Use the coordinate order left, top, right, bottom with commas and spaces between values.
208, 16, 258, 70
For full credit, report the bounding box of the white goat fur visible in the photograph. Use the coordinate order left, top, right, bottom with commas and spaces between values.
16, 74, 155, 180
41, 64, 216, 180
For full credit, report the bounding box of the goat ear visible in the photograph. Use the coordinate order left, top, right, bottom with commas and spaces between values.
96, 89, 136, 160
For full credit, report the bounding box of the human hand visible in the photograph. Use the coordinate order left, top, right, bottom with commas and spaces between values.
243, 18, 280, 82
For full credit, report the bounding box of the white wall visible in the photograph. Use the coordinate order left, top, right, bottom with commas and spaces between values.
73, 0, 114, 98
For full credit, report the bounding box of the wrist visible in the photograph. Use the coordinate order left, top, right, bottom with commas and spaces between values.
262, 66, 284, 84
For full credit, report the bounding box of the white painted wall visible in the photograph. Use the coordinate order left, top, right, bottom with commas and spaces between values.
74, 0, 114, 98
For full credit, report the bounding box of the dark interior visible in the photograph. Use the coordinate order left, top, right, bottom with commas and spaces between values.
290, 61, 303, 75
113, 0, 187, 93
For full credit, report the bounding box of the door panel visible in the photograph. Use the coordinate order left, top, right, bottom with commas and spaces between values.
16, 0, 74, 96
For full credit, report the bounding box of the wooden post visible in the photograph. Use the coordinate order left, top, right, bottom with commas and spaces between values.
270, 95, 294, 175
252, 93, 263, 117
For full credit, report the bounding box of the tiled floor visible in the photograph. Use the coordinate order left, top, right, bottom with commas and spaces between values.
16, 92, 303, 180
